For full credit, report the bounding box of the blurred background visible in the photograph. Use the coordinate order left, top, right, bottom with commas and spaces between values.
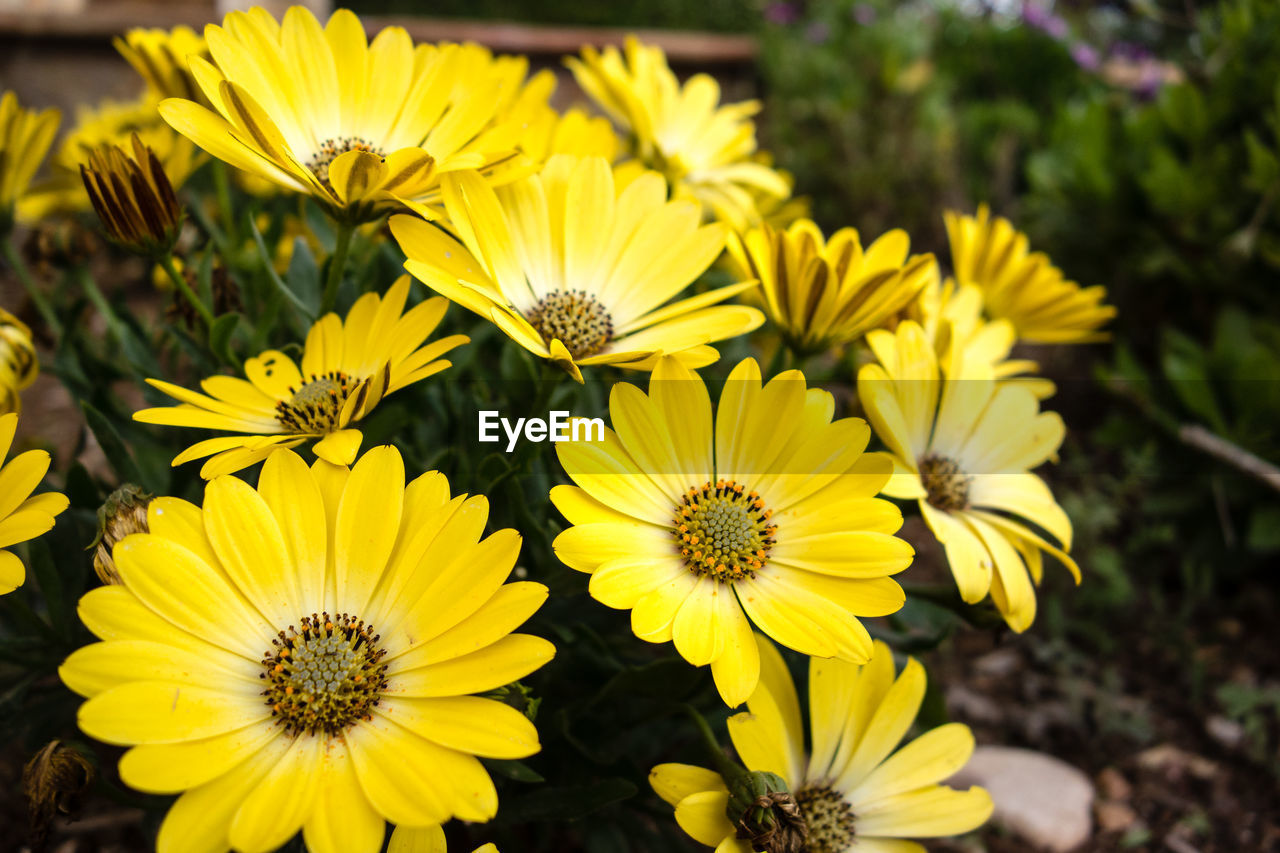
2, 1, 1279, 851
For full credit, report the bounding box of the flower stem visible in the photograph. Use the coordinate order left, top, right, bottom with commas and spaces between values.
212, 161, 237, 244
159, 252, 215, 328
1, 237, 62, 339
76, 265, 126, 340
681, 703, 745, 783
320, 220, 354, 316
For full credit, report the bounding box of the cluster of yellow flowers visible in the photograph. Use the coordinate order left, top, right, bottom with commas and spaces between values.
0, 6, 1119, 852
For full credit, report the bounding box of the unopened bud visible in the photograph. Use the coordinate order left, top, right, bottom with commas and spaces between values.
80, 132, 182, 257
91, 484, 152, 584
726, 770, 808, 853
22, 740, 94, 849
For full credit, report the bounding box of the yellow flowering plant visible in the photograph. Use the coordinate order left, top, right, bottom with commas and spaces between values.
0, 4, 1148, 852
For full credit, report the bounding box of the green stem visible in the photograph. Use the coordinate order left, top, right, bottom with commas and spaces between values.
681, 704, 744, 783
212, 161, 237, 244
76, 265, 125, 336
159, 252, 215, 328
1, 237, 62, 339
320, 220, 354, 315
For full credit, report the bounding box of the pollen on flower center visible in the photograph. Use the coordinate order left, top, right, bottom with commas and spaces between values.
794, 785, 856, 853
526, 289, 614, 360
673, 480, 776, 582
306, 136, 387, 186
919, 452, 972, 511
275, 371, 353, 434
260, 612, 388, 736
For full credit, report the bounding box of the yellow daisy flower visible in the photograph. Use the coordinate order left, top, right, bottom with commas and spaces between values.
651, 635, 993, 853
158, 6, 522, 223
521, 106, 621, 164
0, 308, 38, 415
114, 25, 210, 103
17, 95, 199, 223
895, 266, 1054, 399
59, 446, 554, 853
857, 320, 1080, 632
0, 91, 60, 232
389, 824, 497, 853
727, 219, 935, 356
551, 356, 914, 707
0, 413, 70, 595
134, 276, 467, 477
390, 155, 764, 383
944, 205, 1115, 344
567, 37, 791, 230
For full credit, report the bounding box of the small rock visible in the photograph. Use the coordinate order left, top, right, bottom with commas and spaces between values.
1205, 715, 1245, 750
1136, 744, 1218, 780
947, 685, 1004, 725
1096, 767, 1132, 801
972, 647, 1021, 678
948, 746, 1094, 852
1095, 800, 1139, 833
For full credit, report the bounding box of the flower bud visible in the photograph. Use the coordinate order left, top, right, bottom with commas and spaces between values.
91, 484, 152, 585
22, 740, 93, 849
0, 308, 38, 415
80, 133, 182, 257
726, 769, 808, 853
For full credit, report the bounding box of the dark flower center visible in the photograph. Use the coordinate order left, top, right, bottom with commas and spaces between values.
674, 480, 776, 582
526, 289, 614, 360
260, 612, 388, 736
794, 785, 856, 853
919, 452, 972, 511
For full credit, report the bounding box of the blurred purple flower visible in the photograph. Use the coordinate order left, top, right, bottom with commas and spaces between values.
1110, 41, 1151, 62
765, 2, 800, 25
853, 4, 877, 26
1022, 3, 1069, 40
1071, 42, 1100, 71
805, 20, 831, 44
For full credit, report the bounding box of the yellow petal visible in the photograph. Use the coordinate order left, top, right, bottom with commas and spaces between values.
377, 695, 539, 759
79, 681, 271, 746
674, 790, 735, 846
650, 763, 726, 807
119, 724, 279, 794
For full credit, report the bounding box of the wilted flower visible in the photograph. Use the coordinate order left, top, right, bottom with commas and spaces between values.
90, 484, 153, 585
725, 770, 808, 853
80, 133, 182, 257
22, 740, 93, 850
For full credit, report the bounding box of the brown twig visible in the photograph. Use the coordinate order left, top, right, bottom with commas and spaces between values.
1178, 424, 1280, 493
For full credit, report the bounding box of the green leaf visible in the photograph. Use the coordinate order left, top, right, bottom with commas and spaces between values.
482, 758, 546, 783
209, 312, 242, 368
286, 236, 322, 317
249, 218, 317, 323
500, 778, 638, 822
80, 401, 146, 486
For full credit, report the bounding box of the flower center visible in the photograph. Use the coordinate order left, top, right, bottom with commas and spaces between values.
275, 371, 354, 434
919, 452, 972, 511
526, 289, 614, 360
260, 612, 388, 736
307, 136, 387, 186
674, 480, 776, 582
794, 785, 856, 853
